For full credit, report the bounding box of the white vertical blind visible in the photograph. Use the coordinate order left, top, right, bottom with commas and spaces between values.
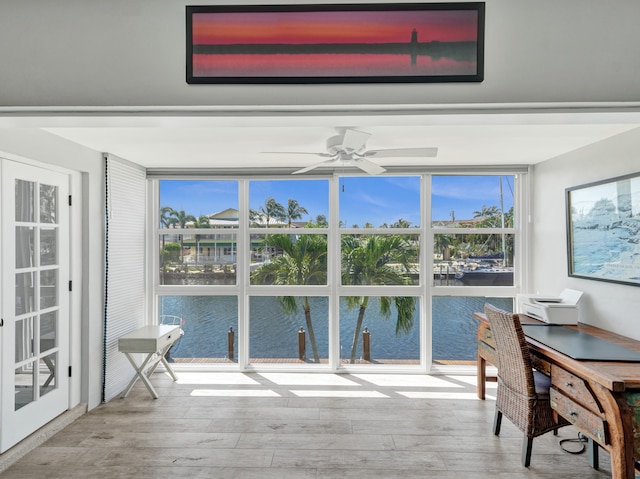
103, 154, 146, 402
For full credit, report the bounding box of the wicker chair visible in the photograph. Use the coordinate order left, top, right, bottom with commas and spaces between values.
484, 303, 570, 467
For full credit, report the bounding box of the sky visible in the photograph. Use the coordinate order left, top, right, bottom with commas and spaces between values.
159, 176, 514, 227
191, 9, 479, 45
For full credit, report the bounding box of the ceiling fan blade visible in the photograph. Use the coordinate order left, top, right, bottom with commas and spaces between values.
353, 157, 386, 175
341, 129, 371, 153
363, 147, 438, 158
292, 158, 337, 175
262, 151, 332, 157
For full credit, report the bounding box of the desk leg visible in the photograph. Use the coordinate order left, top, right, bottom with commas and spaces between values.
477, 353, 486, 400
146, 344, 179, 382
121, 352, 160, 399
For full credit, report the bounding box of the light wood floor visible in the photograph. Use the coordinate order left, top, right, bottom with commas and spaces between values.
2, 372, 617, 478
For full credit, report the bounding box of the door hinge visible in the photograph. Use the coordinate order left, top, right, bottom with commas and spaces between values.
69, 280, 72, 292
68, 195, 72, 206
69, 366, 72, 377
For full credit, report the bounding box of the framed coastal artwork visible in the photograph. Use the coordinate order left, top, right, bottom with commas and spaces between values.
186, 3, 485, 84
566, 172, 640, 286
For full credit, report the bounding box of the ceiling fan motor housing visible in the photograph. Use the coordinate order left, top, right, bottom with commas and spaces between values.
326, 133, 364, 155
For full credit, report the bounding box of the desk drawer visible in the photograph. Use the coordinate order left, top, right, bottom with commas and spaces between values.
157, 330, 179, 351
551, 388, 608, 445
551, 365, 603, 413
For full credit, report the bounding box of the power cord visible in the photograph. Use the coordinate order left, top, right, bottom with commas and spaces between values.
559, 432, 588, 454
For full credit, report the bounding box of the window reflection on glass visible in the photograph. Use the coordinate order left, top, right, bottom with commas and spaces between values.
433, 234, 514, 286
158, 296, 238, 362
341, 234, 419, 286
15, 179, 35, 223
40, 228, 57, 266
39, 352, 57, 396
249, 296, 329, 363
432, 296, 513, 363
15, 364, 35, 410
249, 179, 328, 228
39, 184, 58, 224
339, 176, 420, 228
40, 270, 58, 309
15, 272, 35, 315
16, 226, 35, 269
159, 234, 237, 285
339, 296, 419, 365
250, 234, 327, 286
431, 175, 515, 229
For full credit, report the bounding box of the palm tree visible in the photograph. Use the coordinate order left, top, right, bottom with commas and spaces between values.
192, 215, 211, 265
159, 206, 178, 270
170, 209, 196, 266
251, 234, 327, 362
257, 197, 286, 227
341, 235, 417, 363
285, 198, 308, 227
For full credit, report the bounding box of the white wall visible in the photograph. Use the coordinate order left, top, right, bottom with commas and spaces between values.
1, 0, 640, 107
531, 127, 640, 339
0, 130, 105, 410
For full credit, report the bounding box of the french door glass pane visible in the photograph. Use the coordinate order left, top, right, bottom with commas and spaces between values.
16, 226, 35, 268
15, 272, 35, 315
432, 296, 513, 363
40, 311, 57, 353
40, 228, 57, 266
339, 296, 419, 365
40, 270, 58, 309
15, 364, 35, 411
158, 296, 238, 362
39, 184, 58, 224
39, 352, 57, 397
15, 317, 35, 363
249, 296, 329, 364
15, 179, 35, 222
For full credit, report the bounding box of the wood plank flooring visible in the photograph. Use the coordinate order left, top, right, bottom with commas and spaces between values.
1, 372, 617, 478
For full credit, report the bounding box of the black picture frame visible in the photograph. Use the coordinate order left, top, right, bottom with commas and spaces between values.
566, 172, 640, 286
186, 3, 485, 84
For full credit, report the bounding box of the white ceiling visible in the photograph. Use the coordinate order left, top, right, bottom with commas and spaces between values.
24, 108, 640, 171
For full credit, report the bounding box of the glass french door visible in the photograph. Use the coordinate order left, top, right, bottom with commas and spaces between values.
1, 160, 70, 453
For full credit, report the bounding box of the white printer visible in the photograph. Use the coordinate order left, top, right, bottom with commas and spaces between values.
516, 289, 583, 324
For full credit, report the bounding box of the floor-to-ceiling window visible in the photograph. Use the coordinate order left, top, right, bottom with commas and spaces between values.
150, 171, 525, 371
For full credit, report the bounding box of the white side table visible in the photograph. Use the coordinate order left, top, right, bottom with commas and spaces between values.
118, 325, 181, 399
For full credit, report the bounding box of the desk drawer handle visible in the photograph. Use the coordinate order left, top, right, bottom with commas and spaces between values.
569, 410, 578, 418
565, 381, 573, 388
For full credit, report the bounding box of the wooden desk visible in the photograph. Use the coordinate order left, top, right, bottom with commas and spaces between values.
474, 312, 640, 479
118, 325, 181, 399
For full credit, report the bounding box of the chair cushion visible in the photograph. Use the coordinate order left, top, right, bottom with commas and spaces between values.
533, 370, 551, 396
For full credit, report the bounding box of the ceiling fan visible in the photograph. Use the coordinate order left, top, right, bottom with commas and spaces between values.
267, 128, 438, 175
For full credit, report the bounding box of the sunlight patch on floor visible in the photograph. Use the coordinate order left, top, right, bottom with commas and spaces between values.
353, 374, 464, 388
258, 373, 360, 386
190, 389, 281, 397
290, 389, 388, 398
175, 372, 261, 385
397, 391, 482, 399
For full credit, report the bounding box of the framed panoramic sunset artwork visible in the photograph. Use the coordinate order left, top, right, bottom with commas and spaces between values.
186, 3, 485, 84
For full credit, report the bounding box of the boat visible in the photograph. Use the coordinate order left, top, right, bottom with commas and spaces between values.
455, 267, 513, 285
